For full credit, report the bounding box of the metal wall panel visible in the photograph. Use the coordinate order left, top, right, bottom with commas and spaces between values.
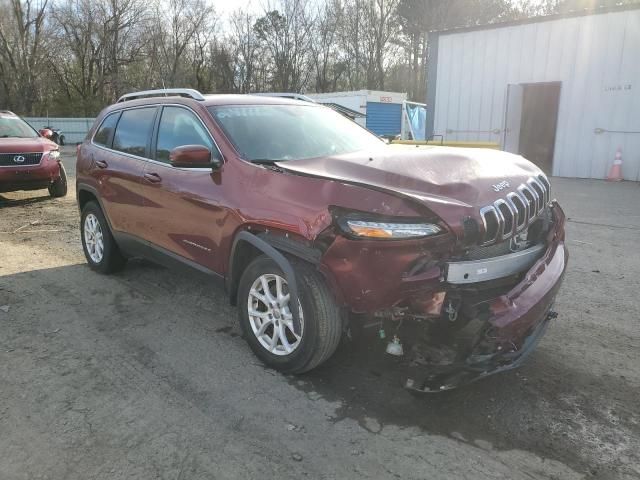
433, 9, 640, 180
365, 102, 403, 136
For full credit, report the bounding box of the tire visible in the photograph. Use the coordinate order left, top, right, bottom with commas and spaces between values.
237, 255, 343, 374
48, 163, 68, 198
80, 201, 126, 274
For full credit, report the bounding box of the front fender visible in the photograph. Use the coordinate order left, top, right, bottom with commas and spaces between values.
227, 231, 303, 335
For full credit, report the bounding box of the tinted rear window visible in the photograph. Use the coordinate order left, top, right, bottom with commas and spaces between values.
93, 112, 120, 147
112, 108, 157, 157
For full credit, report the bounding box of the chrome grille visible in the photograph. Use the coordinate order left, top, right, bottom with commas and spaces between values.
0, 152, 43, 166
480, 174, 551, 245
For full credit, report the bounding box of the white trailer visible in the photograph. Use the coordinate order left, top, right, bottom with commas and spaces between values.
307, 90, 407, 137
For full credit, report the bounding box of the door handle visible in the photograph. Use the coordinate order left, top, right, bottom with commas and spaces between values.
95, 160, 108, 169
144, 172, 162, 183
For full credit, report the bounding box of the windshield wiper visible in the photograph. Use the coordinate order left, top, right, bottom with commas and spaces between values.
251, 158, 285, 172
251, 158, 280, 164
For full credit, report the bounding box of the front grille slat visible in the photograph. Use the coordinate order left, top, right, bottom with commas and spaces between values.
529, 178, 546, 212
495, 199, 514, 238
479, 175, 551, 245
525, 181, 541, 217
0, 152, 43, 166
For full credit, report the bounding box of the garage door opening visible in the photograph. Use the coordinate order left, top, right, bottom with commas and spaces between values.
503, 82, 562, 175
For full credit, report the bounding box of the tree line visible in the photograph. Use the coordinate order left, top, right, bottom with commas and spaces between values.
0, 0, 634, 116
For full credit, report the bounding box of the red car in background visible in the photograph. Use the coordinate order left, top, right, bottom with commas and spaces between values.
0, 110, 67, 197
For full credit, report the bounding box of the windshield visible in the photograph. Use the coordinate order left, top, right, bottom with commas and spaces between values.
209, 104, 383, 162
0, 115, 38, 138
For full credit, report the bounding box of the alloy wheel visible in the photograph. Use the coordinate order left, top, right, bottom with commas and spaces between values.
247, 273, 304, 356
84, 213, 104, 263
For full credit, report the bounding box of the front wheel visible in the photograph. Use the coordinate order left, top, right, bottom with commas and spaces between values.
80, 201, 126, 274
48, 163, 67, 197
237, 256, 343, 374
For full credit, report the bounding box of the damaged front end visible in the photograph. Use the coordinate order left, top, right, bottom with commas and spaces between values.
321, 201, 568, 392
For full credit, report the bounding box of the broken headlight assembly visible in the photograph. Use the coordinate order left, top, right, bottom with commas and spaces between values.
336, 213, 442, 240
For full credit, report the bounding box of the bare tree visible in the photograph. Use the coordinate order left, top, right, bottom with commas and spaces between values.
0, 0, 570, 114
0, 0, 50, 113
309, 0, 345, 92
153, 0, 215, 86
228, 9, 261, 93
254, 0, 314, 92
49, 0, 149, 114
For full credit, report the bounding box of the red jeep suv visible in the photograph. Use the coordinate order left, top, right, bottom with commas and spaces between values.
76, 89, 567, 391
0, 110, 67, 197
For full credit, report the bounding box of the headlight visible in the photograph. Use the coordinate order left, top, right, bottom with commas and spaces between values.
48, 150, 60, 159
343, 219, 442, 239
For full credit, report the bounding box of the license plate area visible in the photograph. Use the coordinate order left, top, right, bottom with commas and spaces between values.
446, 243, 546, 284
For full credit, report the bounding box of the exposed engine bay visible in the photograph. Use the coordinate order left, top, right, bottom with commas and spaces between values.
349, 206, 563, 392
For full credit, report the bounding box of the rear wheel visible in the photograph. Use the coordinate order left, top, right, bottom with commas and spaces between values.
237, 256, 343, 374
48, 163, 67, 197
80, 201, 126, 274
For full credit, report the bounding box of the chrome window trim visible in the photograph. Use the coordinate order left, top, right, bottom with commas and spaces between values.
90, 143, 214, 173
90, 103, 224, 169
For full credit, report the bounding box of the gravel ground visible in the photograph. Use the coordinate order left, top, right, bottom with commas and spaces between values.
0, 148, 638, 479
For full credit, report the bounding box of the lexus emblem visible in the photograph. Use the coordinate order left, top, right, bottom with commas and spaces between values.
13, 155, 25, 164
492, 180, 510, 192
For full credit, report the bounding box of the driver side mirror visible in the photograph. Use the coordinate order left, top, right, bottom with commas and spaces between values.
39, 128, 53, 139
169, 145, 221, 170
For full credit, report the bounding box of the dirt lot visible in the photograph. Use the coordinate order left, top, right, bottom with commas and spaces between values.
1, 148, 639, 479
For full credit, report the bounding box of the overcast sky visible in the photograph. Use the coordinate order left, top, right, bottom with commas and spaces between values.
209, 0, 262, 16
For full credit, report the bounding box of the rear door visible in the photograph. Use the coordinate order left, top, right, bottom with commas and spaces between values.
139, 105, 225, 272
92, 106, 157, 237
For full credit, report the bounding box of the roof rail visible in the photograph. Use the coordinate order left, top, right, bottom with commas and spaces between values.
252, 92, 316, 103
117, 88, 205, 103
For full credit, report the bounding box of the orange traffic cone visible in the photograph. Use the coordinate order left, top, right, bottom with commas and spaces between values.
607, 148, 623, 181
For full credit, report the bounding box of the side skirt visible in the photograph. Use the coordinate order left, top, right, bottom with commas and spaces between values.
112, 231, 225, 288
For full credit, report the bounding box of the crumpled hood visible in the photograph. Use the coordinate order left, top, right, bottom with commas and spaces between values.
277, 145, 542, 207
276, 145, 544, 232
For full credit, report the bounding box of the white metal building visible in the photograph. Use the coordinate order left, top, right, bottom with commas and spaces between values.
307, 90, 407, 136
426, 5, 640, 180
